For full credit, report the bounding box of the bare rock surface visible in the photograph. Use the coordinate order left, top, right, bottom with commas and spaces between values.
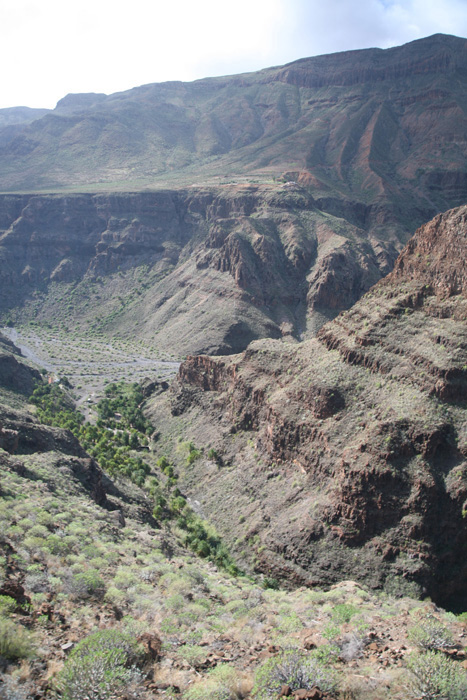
148, 206, 467, 609
1, 35, 467, 354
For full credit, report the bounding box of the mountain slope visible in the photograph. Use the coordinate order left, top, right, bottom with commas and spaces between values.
2, 337, 467, 700
0, 187, 398, 352
0, 35, 466, 218
146, 205, 467, 609
0, 35, 466, 350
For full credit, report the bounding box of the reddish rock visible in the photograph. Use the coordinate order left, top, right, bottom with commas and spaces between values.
0, 581, 30, 608
150, 205, 467, 609
293, 688, 329, 700
137, 632, 162, 661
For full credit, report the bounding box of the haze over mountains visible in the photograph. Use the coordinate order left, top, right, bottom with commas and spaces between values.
1, 34, 467, 354
1, 32, 467, 699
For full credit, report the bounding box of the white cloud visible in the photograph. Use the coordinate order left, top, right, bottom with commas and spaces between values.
279, 0, 467, 58
0, 0, 466, 109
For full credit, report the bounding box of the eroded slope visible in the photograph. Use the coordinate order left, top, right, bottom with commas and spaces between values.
0, 186, 395, 353
147, 206, 467, 609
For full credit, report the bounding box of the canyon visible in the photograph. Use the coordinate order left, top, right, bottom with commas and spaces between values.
147, 205, 467, 611
0, 35, 467, 353
1, 33, 467, 699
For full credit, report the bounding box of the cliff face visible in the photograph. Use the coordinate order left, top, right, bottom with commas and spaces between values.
1, 35, 466, 352
0, 35, 466, 220
147, 206, 467, 608
0, 186, 398, 354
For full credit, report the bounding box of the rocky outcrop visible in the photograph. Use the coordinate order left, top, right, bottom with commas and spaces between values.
0, 186, 398, 354
0, 349, 41, 396
387, 206, 467, 298
277, 33, 467, 88
148, 206, 467, 609
1, 36, 467, 352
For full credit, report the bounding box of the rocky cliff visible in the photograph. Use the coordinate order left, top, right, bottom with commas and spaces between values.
0, 35, 467, 353
0, 34, 466, 208
0, 186, 398, 354
147, 206, 467, 609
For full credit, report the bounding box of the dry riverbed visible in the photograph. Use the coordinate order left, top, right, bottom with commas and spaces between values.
2, 325, 179, 412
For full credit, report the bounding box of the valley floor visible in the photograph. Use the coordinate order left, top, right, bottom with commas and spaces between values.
2, 325, 179, 412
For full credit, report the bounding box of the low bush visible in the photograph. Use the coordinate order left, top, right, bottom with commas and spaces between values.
253, 650, 339, 700
339, 632, 366, 662
0, 618, 36, 660
71, 629, 144, 665
185, 664, 250, 700
406, 650, 467, 700
177, 644, 206, 668
55, 648, 138, 700
55, 629, 145, 700
408, 615, 454, 650
66, 569, 105, 599
332, 603, 359, 624
0, 595, 16, 616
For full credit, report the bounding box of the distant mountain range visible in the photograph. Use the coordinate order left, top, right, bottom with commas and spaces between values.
0, 33, 467, 351
0, 32, 466, 209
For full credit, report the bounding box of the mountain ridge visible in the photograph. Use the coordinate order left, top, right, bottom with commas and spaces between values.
0, 33, 467, 197
146, 205, 467, 609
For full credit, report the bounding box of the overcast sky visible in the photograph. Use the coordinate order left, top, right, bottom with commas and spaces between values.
2, 0, 467, 110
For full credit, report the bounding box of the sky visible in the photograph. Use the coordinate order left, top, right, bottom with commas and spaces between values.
1, 0, 467, 110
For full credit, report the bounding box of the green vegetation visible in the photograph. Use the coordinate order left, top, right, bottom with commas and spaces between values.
408, 615, 455, 651
1, 450, 466, 700
55, 632, 144, 700
177, 510, 241, 577
97, 381, 152, 434
0, 618, 36, 660
0, 596, 17, 616
29, 379, 240, 575
178, 440, 203, 465
330, 602, 359, 624
184, 664, 250, 700
407, 650, 467, 700
30, 382, 84, 433
253, 650, 339, 699
30, 380, 151, 486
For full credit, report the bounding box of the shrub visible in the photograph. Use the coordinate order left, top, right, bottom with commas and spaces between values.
408, 616, 454, 651
71, 629, 144, 665
25, 571, 51, 593
179, 441, 202, 465
178, 644, 206, 668
339, 632, 366, 662
66, 569, 105, 599
384, 574, 422, 599
253, 650, 339, 700
406, 651, 467, 700
207, 448, 221, 465
332, 603, 358, 624
185, 664, 250, 700
0, 595, 16, 616
55, 629, 145, 700
0, 618, 36, 659
55, 648, 139, 700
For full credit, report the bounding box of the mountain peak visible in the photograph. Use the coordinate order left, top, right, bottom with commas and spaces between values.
54, 92, 107, 114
